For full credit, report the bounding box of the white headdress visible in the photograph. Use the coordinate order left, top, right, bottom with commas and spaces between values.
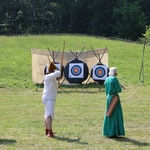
108, 67, 118, 76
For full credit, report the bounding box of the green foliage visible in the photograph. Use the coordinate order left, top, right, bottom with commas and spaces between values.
0, 0, 150, 40
113, 1, 146, 40
90, 0, 116, 36
143, 25, 150, 45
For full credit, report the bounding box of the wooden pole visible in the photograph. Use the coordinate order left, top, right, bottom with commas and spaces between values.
58, 41, 65, 86
139, 40, 146, 85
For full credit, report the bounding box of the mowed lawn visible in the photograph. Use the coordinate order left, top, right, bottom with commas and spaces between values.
0, 35, 150, 149
0, 84, 150, 150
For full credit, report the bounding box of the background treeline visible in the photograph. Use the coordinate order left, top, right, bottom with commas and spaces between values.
0, 0, 150, 40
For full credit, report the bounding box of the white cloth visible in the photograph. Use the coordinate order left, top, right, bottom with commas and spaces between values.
42, 70, 61, 100
108, 67, 118, 76
42, 70, 61, 119
43, 99, 55, 119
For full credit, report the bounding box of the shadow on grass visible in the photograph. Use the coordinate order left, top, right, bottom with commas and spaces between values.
113, 137, 149, 147
54, 136, 88, 145
0, 139, 17, 145
58, 83, 105, 94
35, 82, 105, 94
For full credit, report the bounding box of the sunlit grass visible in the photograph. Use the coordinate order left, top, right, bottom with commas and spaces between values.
0, 34, 150, 149
0, 34, 150, 89
0, 85, 149, 150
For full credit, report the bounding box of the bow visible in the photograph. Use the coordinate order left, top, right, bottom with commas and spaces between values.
58, 41, 65, 86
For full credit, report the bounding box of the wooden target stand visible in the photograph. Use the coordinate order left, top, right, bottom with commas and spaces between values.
44, 48, 60, 74
39, 46, 108, 91
36, 48, 62, 90
139, 40, 146, 85
47, 48, 64, 78
59, 46, 90, 89
41, 47, 86, 89
42, 48, 65, 86
82, 46, 109, 90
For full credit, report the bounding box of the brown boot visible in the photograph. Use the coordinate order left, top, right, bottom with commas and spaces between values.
47, 129, 54, 138
45, 129, 48, 135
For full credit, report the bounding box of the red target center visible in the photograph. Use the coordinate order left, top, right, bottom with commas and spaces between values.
98, 70, 102, 74
74, 68, 78, 73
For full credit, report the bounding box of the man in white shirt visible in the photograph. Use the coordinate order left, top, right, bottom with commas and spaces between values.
42, 62, 61, 138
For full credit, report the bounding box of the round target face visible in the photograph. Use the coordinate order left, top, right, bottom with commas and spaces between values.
64, 59, 89, 83
92, 64, 108, 81
95, 67, 105, 78
69, 63, 84, 78
71, 65, 82, 76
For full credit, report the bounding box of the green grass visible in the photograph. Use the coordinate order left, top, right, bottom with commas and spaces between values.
0, 35, 150, 149
0, 85, 150, 150
0, 34, 150, 88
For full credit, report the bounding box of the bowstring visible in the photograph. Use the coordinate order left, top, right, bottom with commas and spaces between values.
122, 83, 142, 100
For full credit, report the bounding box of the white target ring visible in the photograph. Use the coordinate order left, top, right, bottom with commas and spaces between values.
92, 65, 108, 80
69, 63, 84, 78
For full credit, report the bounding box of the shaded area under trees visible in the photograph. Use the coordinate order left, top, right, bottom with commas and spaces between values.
0, 0, 149, 40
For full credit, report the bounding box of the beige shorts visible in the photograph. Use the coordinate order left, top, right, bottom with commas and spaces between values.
43, 99, 55, 119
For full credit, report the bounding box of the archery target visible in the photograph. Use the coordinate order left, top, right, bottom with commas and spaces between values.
64, 58, 89, 83
69, 63, 84, 78
54, 62, 64, 79
44, 62, 64, 78
44, 63, 60, 73
44, 64, 50, 75
55, 63, 61, 71
92, 65, 108, 80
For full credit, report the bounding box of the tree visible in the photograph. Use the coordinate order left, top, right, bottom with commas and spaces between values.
0, 0, 149, 41
142, 25, 150, 45
89, 0, 117, 37
69, 0, 92, 34
113, 0, 147, 40
0, 0, 20, 34
139, 26, 150, 84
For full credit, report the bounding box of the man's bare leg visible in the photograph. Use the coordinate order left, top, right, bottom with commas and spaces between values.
46, 116, 54, 137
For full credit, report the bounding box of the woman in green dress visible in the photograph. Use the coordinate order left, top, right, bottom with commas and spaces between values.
103, 67, 125, 138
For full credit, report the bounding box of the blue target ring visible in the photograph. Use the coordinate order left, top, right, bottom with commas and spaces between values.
95, 67, 105, 78
71, 65, 82, 76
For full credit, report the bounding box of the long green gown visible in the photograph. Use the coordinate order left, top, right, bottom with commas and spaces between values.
103, 76, 125, 137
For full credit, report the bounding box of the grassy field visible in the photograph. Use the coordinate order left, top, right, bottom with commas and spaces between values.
0, 85, 150, 150
0, 34, 150, 88
0, 35, 150, 149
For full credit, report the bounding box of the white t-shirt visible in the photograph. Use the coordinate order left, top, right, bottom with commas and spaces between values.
42, 70, 61, 100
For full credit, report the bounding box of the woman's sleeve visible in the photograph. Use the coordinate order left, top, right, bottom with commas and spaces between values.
114, 78, 122, 93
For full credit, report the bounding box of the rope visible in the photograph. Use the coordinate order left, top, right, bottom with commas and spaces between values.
122, 83, 142, 100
